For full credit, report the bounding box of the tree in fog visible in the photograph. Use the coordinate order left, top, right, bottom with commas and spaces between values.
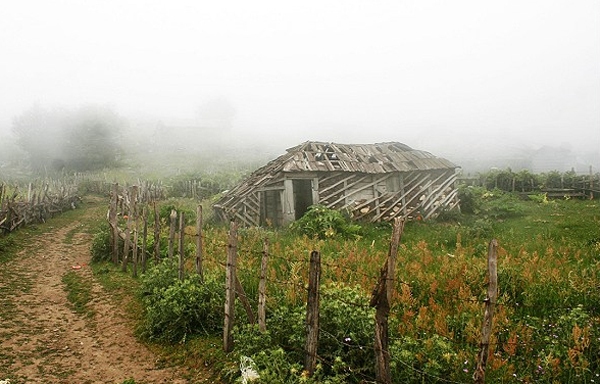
12, 104, 124, 172
11, 103, 63, 171
61, 106, 124, 171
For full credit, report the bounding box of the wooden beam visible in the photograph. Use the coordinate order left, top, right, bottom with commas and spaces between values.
282, 179, 295, 225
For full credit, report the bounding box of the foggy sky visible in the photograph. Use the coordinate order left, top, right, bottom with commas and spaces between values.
1, 1, 599, 165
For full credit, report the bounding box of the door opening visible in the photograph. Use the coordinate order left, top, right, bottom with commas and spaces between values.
293, 179, 313, 220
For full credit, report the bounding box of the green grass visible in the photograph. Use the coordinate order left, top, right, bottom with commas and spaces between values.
62, 271, 95, 317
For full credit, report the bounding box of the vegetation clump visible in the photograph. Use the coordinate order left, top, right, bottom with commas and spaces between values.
137, 258, 223, 343
290, 205, 361, 239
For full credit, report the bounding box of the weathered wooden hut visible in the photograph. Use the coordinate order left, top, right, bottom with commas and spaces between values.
213, 141, 460, 226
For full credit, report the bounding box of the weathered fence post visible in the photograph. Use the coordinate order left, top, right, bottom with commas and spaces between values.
387, 217, 404, 303
153, 201, 160, 263
141, 205, 148, 273
370, 217, 404, 384
224, 221, 238, 353
236, 276, 256, 324
131, 186, 139, 277
178, 211, 185, 281
109, 183, 119, 264
121, 192, 132, 272
132, 215, 139, 278
371, 265, 391, 384
304, 250, 321, 377
168, 209, 177, 259
474, 239, 499, 384
258, 238, 269, 332
196, 204, 204, 280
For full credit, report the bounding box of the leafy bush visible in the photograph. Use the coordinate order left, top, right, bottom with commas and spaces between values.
290, 205, 361, 239
138, 258, 223, 342
457, 185, 483, 214
390, 334, 463, 383
90, 223, 112, 262
156, 200, 196, 226
233, 283, 374, 383
460, 187, 525, 219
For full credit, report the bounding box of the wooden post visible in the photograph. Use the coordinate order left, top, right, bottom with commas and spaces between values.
131, 186, 139, 276
122, 193, 132, 273
141, 205, 148, 273
370, 218, 404, 384
304, 250, 321, 377
178, 211, 185, 281
474, 239, 499, 384
132, 216, 139, 278
153, 201, 160, 263
235, 276, 256, 324
258, 238, 269, 332
196, 205, 204, 280
282, 179, 295, 225
109, 183, 119, 264
387, 217, 404, 304
168, 209, 177, 259
224, 221, 238, 353
370, 264, 391, 384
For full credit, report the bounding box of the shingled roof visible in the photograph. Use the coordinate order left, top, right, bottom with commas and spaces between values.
255, 141, 457, 176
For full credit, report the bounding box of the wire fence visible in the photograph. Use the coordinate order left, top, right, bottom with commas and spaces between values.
107, 183, 599, 383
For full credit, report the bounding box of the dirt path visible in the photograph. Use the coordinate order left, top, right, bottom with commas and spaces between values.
0, 203, 205, 384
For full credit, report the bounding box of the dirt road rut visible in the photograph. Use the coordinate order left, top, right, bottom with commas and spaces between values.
0, 210, 197, 384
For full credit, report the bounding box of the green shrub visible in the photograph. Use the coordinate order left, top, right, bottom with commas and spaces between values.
290, 205, 361, 239
157, 200, 197, 226
90, 223, 112, 262
233, 283, 374, 383
457, 185, 484, 214
138, 259, 223, 342
390, 334, 464, 383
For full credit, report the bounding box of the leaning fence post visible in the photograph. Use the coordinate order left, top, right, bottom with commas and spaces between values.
224, 221, 238, 353
304, 250, 321, 377
236, 276, 256, 324
258, 238, 269, 332
474, 239, 499, 384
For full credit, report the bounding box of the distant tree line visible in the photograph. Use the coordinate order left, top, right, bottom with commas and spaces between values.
12, 104, 124, 173
460, 168, 598, 192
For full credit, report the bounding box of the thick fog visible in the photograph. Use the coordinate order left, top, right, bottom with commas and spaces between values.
1, 1, 598, 173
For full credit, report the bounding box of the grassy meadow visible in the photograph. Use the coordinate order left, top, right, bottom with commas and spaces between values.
2, 163, 599, 383
96, 186, 599, 384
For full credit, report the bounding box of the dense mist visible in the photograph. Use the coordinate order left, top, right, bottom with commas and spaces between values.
0, 1, 598, 175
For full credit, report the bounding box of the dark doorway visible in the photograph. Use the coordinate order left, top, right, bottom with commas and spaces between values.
293, 179, 313, 220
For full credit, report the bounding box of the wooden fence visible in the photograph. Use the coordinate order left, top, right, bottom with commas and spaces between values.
106, 195, 500, 383
0, 181, 80, 234
458, 167, 600, 199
